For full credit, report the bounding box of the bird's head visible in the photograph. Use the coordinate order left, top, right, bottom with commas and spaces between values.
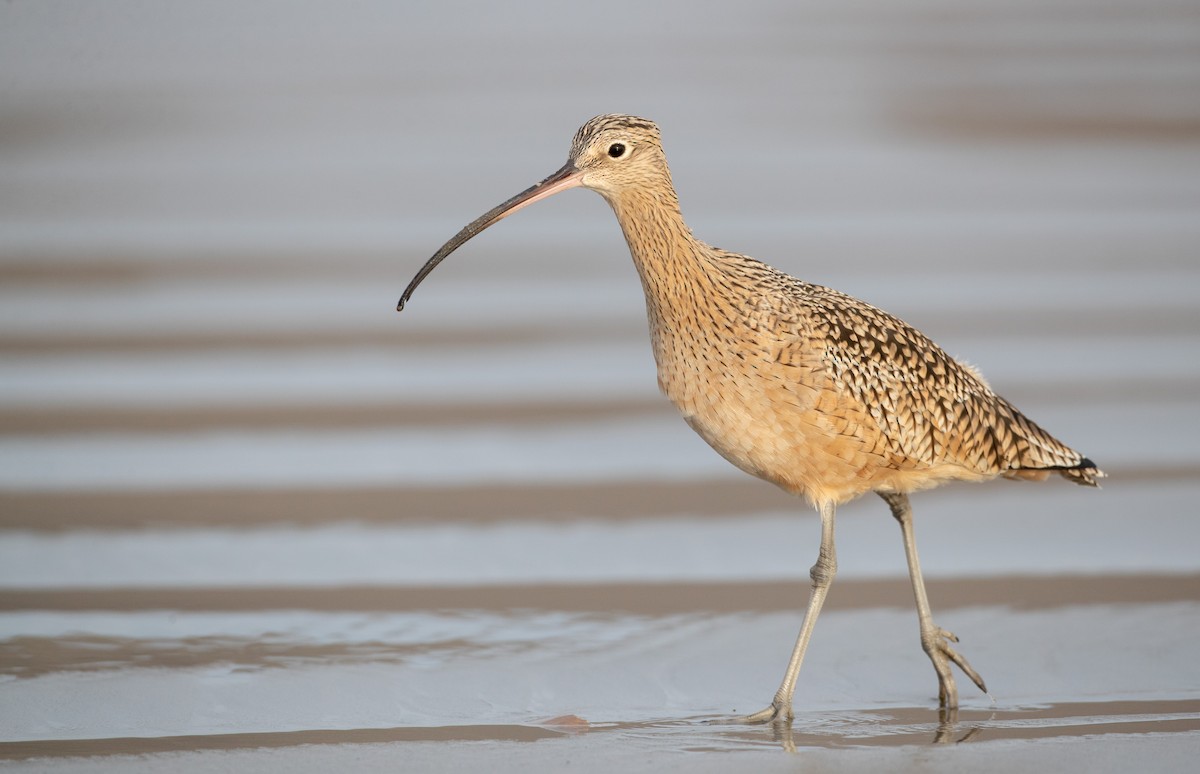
566, 114, 669, 199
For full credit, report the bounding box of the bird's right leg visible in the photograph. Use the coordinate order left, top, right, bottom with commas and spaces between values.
879, 491, 987, 708
743, 500, 837, 725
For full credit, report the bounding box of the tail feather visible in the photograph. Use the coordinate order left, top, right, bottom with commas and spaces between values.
1058, 457, 1105, 487
1003, 456, 1104, 486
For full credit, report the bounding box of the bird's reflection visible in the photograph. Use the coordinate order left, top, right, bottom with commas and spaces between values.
931, 706, 985, 745
697, 705, 988, 752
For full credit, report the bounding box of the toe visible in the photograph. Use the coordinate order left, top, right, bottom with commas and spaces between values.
742, 701, 792, 725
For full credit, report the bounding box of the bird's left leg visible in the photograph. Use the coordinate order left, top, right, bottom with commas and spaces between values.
743, 499, 837, 725
879, 491, 987, 708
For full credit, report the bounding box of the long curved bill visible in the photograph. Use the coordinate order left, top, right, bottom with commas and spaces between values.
397, 161, 584, 311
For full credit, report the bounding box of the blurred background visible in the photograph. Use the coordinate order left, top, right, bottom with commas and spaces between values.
3, 0, 1197, 508
1, 0, 1199, 757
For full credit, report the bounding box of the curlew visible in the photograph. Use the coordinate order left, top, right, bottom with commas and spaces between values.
397, 114, 1103, 724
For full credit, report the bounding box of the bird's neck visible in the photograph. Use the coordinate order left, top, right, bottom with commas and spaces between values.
605, 187, 719, 321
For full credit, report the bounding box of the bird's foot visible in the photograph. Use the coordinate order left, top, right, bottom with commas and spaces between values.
924, 626, 987, 708
740, 698, 793, 726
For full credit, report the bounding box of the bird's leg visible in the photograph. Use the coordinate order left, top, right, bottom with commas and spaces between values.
743, 500, 837, 725
879, 491, 987, 708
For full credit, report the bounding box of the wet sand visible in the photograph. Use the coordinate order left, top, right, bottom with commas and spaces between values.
3, 0, 1200, 771
2, 590, 1199, 769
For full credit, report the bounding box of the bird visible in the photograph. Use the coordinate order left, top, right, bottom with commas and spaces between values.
397, 114, 1103, 725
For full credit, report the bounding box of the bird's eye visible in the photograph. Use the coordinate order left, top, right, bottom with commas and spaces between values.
608, 142, 626, 158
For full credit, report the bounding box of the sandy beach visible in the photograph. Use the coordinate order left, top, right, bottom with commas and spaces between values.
2, 1, 1199, 771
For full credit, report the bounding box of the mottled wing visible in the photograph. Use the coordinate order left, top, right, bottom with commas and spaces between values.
798, 283, 1100, 484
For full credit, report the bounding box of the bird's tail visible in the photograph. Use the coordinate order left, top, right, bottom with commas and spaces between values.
997, 404, 1105, 487
1058, 457, 1105, 487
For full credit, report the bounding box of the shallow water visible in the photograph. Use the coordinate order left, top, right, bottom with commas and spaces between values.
2, 0, 1199, 771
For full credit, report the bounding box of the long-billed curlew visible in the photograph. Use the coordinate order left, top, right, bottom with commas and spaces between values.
397, 114, 1103, 724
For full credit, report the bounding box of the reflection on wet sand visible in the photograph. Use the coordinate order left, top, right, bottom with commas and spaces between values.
3, 597, 1199, 758
4, 701, 1200, 760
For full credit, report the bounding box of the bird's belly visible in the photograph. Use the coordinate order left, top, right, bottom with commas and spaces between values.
667, 367, 998, 505
660, 359, 878, 506
678, 400, 878, 505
